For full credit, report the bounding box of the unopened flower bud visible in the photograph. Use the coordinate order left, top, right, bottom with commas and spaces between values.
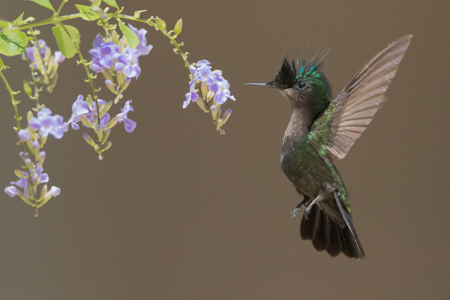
82, 133, 96, 147
38, 151, 46, 165
40, 186, 61, 206
103, 141, 112, 152
92, 6, 108, 20
25, 158, 33, 169
105, 79, 116, 94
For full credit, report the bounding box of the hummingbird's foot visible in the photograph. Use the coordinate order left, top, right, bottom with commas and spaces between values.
291, 207, 301, 219
304, 198, 319, 220
290, 199, 308, 219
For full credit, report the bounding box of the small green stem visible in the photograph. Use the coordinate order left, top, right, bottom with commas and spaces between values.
58, 23, 102, 134
5, 14, 81, 32
24, 55, 41, 108
55, 0, 69, 17
118, 14, 190, 68
101, 19, 112, 41
0, 70, 22, 131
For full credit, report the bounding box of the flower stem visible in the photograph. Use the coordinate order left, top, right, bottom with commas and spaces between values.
5, 14, 81, 32
0, 70, 37, 201
29, 27, 51, 86
55, 0, 69, 17
24, 55, 41, 109
0, 70, 22, 131
58, 23, 102, 131
118, 15, 190, 68
4, 13, 191, 70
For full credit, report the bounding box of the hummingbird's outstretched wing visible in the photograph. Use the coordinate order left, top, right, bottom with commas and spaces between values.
311, 35, 412, 160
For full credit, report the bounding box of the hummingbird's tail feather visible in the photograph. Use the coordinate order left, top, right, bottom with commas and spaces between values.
333, 191, 365, 259
300, 204, 365, 259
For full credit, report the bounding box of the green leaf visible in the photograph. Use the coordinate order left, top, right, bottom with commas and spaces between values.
28, 0, 55, 13
52, 25, 80, 58
11, 12, 25, 26
0, 30, 27, 56
0, 58, 9, 69
10, 13, 35, 27
75, 4, 100, 21
118, 22, 139, 48
0, 20, 10, 30
155, 17, 166, 31
103, 0, 119, 9
174, 18, 182, 35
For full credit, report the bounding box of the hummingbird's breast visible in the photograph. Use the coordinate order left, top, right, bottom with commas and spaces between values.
280, 134, 325, 199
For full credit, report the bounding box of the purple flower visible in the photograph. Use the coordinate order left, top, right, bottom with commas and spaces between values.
89, 36, 121, 73
18, 129, 31, 141
118, 100, 137, 132
184, 60, 236, 108
128, 24, 153, 56
183, 80, 199, 108
206, 70, 223, 92
9, 164, 48, 198
88, 28, 153, 95
4, 186, 21, 197
63, 95, 89, 131
22, 40, 47, 69
110, 100, 137, 132
118, 48, 141, 79
44, 186, 61, 198
29, 108, 65, 139
214, 79, 236, 105
64, 95, 110, 131
92, 33, 104, 49
100, 111, 111, 128
54, 51, 65, 64
193, 60, 210, 78
89, 30, 150, 79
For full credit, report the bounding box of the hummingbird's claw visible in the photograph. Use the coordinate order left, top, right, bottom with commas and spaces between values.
304, 209, 311, 220
304, 197, 319, 219
291, 207, 301, 219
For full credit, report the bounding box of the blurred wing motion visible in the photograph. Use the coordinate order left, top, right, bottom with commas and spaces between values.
311, 35, 412, 160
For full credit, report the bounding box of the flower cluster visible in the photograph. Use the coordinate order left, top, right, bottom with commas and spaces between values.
184, 60, 235, 134
89, 25, 152, 102
4, 108, 64, 212
22, 39, 65, 93
64, 95, 136, 159
5, 152, 60, 212
64, 95, 110, 131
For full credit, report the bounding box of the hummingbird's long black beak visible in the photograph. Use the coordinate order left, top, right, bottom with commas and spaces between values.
245, 83, 279, 89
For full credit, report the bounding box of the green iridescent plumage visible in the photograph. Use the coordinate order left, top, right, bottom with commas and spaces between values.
247, 35, 413, 259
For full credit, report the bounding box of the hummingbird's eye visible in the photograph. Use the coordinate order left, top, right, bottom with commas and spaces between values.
297, 81, 307, 90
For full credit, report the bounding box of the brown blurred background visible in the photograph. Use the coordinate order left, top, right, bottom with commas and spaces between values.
0, 0, 449, 299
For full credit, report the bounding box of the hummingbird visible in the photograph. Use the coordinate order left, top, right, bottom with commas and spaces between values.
247, 35, 412, 259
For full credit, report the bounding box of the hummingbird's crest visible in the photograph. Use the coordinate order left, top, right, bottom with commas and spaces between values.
296, 48, 330, 79
271, 48, 330, 89
271, 57, 297, 88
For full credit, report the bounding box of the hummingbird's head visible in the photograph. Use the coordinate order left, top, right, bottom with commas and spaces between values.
247, 49, 332, 114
